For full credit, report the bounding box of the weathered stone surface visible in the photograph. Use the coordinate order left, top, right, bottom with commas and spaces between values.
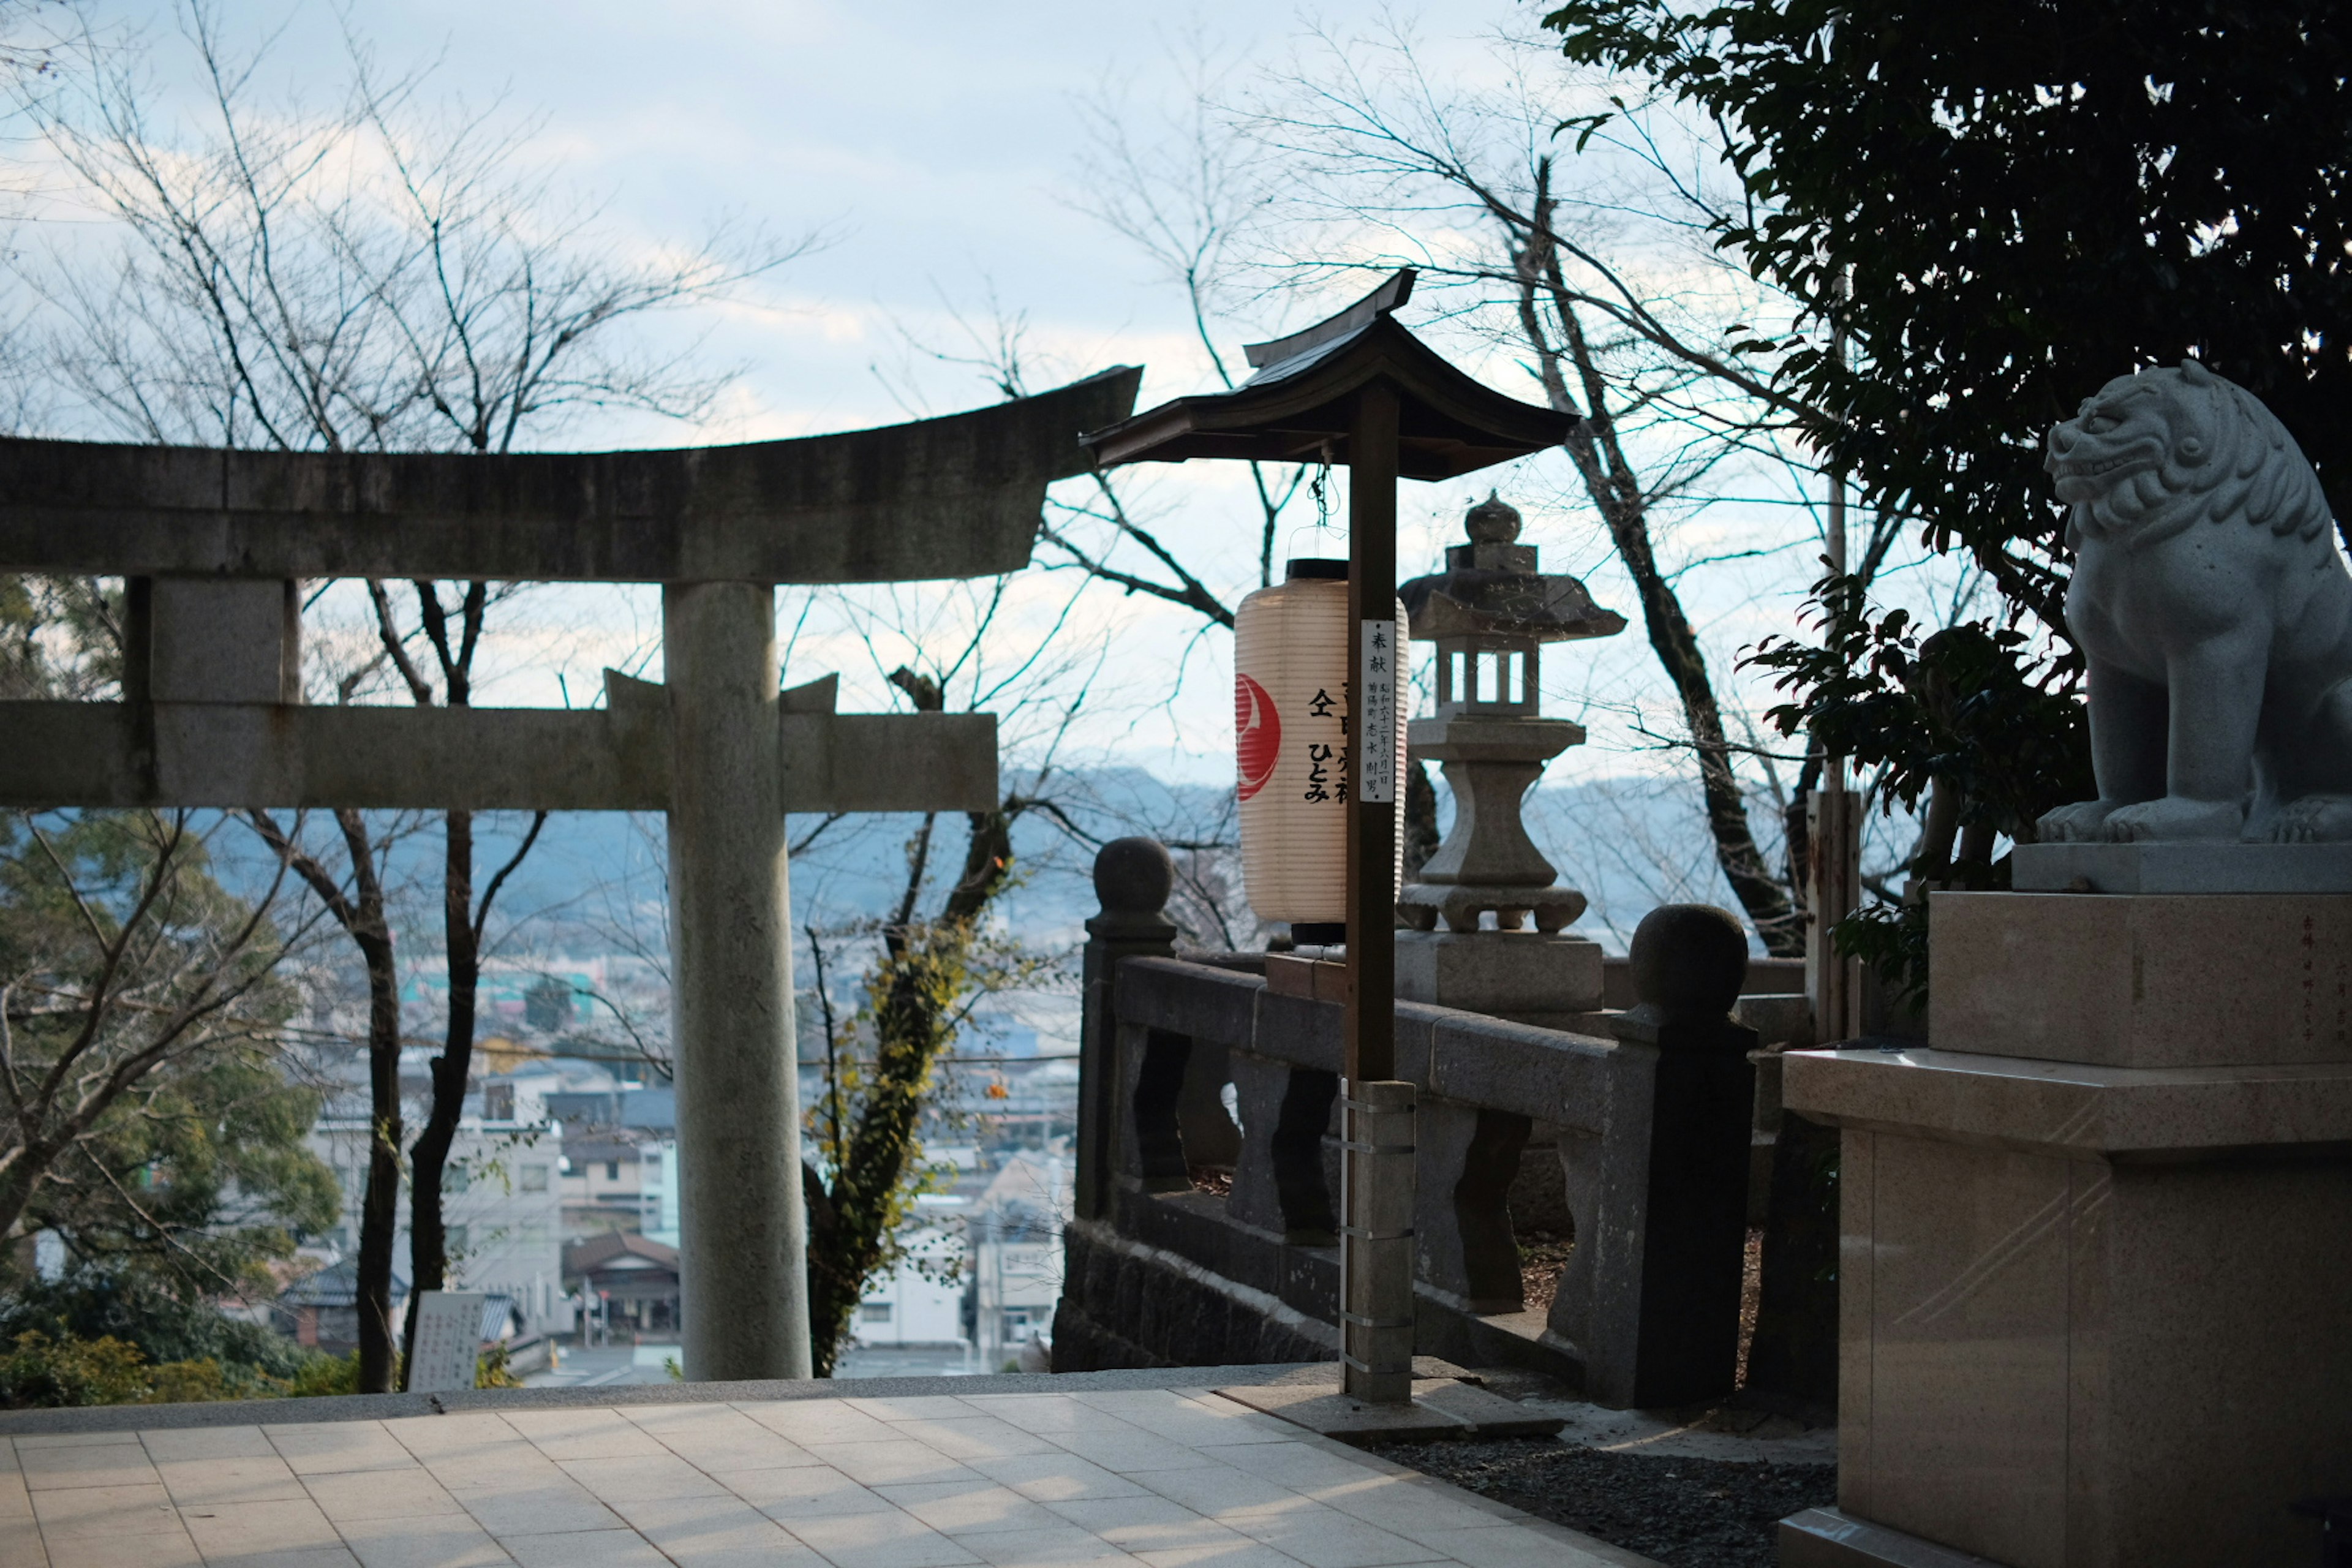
1118, 957, 1262, 1046
0, 699, 998, 812
2035, 362, 2352, 846
2013, 840, 2352, 892
0, 368, 1142, 583
1929, 890, 2352, 1068
1395, 930, 1604, 1015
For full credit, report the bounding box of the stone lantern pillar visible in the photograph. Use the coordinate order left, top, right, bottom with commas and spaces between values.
1396, 493, 1624, 1023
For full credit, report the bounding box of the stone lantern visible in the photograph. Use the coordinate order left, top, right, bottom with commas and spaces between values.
1396, 492, 1624, 1020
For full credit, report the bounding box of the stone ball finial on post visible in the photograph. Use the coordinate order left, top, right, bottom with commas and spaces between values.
1093, 835, 1174, 921
1627, 903, 1750, 1025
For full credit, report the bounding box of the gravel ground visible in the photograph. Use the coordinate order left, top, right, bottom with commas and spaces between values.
1385, 1437, 1834, 1568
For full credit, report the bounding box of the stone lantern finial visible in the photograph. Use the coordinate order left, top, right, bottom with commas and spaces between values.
1464, 491, 1521, 545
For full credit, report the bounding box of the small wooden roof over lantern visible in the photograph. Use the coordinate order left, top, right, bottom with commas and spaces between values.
1079, 270, 1572, 476
1400, 492, 1626, 721
1077, 266, 1575, 1114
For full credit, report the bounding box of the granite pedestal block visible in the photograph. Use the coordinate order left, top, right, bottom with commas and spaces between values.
1783, 889, 2352, 1568
1395, 930, 1604, 1020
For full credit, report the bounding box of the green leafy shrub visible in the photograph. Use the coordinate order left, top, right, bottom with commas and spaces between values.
0, 1330, 152, 1407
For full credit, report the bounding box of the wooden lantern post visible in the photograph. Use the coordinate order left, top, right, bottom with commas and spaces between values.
1084, 270, 1569, 1403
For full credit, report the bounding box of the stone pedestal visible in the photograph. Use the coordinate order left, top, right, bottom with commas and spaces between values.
1394, 929, 1604, 1026
1781, 891, 2352, 1568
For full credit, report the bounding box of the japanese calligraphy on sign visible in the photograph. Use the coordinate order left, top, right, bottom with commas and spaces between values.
1358, 619, 1397, 804
408, 1291, 488, 1393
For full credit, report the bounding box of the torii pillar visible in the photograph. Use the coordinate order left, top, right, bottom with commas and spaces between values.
0, 366, 1141, 1381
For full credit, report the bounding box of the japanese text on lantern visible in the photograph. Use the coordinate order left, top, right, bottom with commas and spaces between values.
1359, 620, 1397, 804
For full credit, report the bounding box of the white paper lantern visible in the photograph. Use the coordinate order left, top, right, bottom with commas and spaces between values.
1234, 562, 1410, 928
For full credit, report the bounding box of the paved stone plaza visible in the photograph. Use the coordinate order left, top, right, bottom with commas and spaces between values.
0, 1384, 1649, 1568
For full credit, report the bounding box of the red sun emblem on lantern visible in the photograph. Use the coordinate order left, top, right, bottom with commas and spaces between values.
1235, 674, 1281, 800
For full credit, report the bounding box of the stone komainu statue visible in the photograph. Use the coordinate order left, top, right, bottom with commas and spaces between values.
2037, 359, 2352, 844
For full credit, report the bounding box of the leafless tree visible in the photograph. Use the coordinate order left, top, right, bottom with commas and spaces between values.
792, 570, 1115, 1373
1046, 25, 1938, 954
12, 1, 816, 1388
0, 810, 304, 1273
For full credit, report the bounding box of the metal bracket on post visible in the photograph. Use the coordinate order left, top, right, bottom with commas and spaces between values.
1339, 1078, 1416, 1404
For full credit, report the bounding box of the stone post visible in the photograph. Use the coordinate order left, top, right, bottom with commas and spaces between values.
1340, 1078, 1417, 1404
664, 581, 810, 1382
1076, 839, 1178, 1222
1581, 903, 1755, 1408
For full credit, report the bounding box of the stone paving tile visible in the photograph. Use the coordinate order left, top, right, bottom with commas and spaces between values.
1131, 1544, 1325, 1568
0, 1392, 1653, 1568
950, 1523, 1142, 1567
2, 1444, 36, 1520
1395, 1525, 1623, 1568
783, 1506, 985, 1568
497, 1410, 668, 1462
1123, 1467, 1310, 1518
494, 1528, 670, 1568
301, 1468, 469, 1525
143, 1428, 278, 1463
1042, 1496, 1254, 1555
2, 1512, 51, 1568
42, 1530, 205, 1568
30, 1481, 186, 1538
810, 1437, 987, 1488
709, 1461, 895, 1519
1223, 1501, 1446, 1568
844, 1396, 983, 1422
617, 1405, 820, 1472
18, 1441, 162, 1490
404, 1438, 567, 1496
1253, 1472, 1509, 1545
1045, 1430, 1226, 1476
886, 1417, 1067, 1463
263, 1423, 419, 1477
873, 1479, 1063, 1534
382, 1416, 519, 1462
606, 1491, 830, 1568
1071, 1394, 1293, 1448
154, 1455, 309, 1507
1188, 1444, 1422, 1512
331, 1514, 514, 1568
452, 1479, 626, 1539
553, 1453, 729, 1503
956, 1398, 1146, 1437
737, 1401, 901, 1446
968, 1453, 1150, 1504
12, 1433, 142, 1450
190, 1549, 362, 1568
176, 1494, 344, 1559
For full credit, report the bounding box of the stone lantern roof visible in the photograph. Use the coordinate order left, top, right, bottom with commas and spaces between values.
1398, 492, 1626, 644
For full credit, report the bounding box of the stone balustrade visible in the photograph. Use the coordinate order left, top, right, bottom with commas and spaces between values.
1053, 838, 1768, 1409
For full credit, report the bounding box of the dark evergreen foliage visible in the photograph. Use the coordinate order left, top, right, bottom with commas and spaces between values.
1546, 0, 2352, 852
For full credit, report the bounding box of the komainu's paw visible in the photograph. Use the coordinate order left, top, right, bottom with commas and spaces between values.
2100, 795, 2245, 842
2036, 799, 2120, 842
2270, 794, 2352, 843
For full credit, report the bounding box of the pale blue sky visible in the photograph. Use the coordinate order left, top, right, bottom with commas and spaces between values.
27, 0, 1921, 831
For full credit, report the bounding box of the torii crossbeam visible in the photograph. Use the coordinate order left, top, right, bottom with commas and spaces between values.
0, 366, 1142, 1382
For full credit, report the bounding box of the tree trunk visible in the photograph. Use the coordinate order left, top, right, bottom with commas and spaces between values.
352, 885, 404, 1395
805, 805, 1019, 1374
401, 807, 477, 1386
1507, 198, 1802, 954
1604, 505, 1803, 954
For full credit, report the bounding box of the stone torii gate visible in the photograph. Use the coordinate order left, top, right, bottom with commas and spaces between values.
0, 366, 1141, 1382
